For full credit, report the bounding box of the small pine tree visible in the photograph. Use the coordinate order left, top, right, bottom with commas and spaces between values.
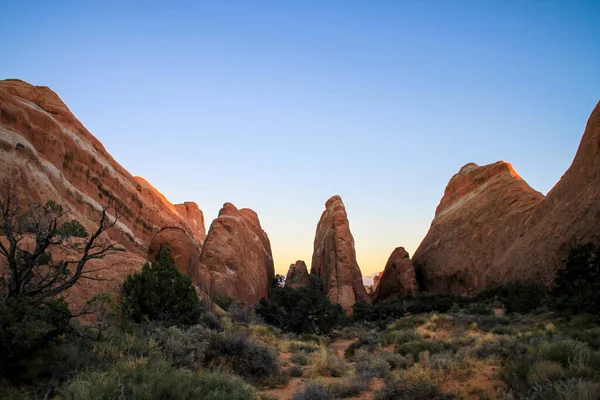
122, 247, 202, 326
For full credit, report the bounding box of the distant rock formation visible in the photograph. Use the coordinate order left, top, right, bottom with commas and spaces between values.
311, 195, 370, 311
285, 260, 310, 288
373, 247, 418, 302
373, 272, 382, 292
413, 101, 600, 294
199, 203, 274, 305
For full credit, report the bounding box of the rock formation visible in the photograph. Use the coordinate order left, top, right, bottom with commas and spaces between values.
311, 195, 370, 311
413, 101, 600, 295
199, 203, 274, 305
174, 202, 206, 245
0, 79, 207, 308
373, 272, 382, 292
0, 79, 203, 255
373, 247, 418, 302
285, 260, 310, 288
147, 227, 210, 287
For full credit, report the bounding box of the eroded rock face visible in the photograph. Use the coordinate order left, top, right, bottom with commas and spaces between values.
174, 202, 206, 245
0, 79, 202, 255
0, 79, 205, 306
373, 247, 418, 303
147, 227, 210, 288
413, 101, 600, 294
412, 161, 544, 295
285, 260, 310, 288
311, 195, 370, 311
199, 203, 274, 305
496, 101, 600, 285
373, 272, 382, 292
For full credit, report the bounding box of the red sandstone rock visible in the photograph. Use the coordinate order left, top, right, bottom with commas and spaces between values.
373, 272, 382, 291
0, 79, 205, 304
412, 161, 544, 295
373, 247, 418, 302
311, 195, 370, 311
413, 102, 600, 294
175, 202, 206, 245
199, 203, 274, 305
147, 227, 210, 288
285, 260, 310, 288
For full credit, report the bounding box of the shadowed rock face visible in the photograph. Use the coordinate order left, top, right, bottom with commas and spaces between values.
413, 101, 600, 295
311, 195, 370, 311
285, 260, 310, 288
412, 161, 544, 295
373, 247, 418, 303
174, 202, 206, 246
199, 203, 274, 305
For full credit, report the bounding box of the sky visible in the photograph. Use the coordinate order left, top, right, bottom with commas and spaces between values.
1, 0, 599, 276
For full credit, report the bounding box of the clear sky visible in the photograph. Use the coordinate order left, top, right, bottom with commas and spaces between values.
1, 0, 599, 276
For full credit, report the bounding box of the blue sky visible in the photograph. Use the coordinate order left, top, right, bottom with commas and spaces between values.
1, 0, 599, 275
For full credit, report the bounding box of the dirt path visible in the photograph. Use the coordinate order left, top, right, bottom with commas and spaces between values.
330, 338, 355, 359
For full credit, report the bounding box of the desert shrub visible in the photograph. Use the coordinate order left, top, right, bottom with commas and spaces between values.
430, 350, 462, 371
60, 360, 256, 400
327, 375, 366, 398
300, 333, 331, 346
568, 328, 600, 350
153, 325, 208, 370
200, 311, 223, 331
213, 292, 234, 310
257, 275, 343, 334
526, 361, 566, 385
552, 243, 600, 315
379, 351, 412, 370
382, 328, 419, 345
0, 296, 71, 381
465, 302, 493, 315
374, 379, 454, 400
476, 336, 528, 359
228, 302, 252, 323
288, 365, 303, 377
472, 314, 511, 331
530, 378, 600, 400
355, 355, 390, 382
122, 247, 203, 326
476, 282, 546, 314
290, 341, 319, 354
344, 331, 382, 359
309, 348, 346, 377
539, 339, 600, 370
291, 352, 309, 366
396, 339, 455, 358
291, 381, 335, 400
205, 331, 280, 383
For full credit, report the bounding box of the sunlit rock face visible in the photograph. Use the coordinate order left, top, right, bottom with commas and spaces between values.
199, 203, 274, 305
311, 195, 371, 312
0, 79, 204, 309
174, 202, 206, 246
285, 260, 310, 288
414, 101, 600, 295
373, 247, 418, 303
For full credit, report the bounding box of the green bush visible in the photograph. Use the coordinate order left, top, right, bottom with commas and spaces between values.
539, 339, 600, 370
475, 336, 527, 359
355, 355, 390, 382
205, 331, 280, 383
122, 247, 203, 326
530, 378, 600, 400
552, 243, 600, 315
476, 282, 546, 314
290, 352, 309, 366
291, 381, 335, 400
60, 360, 257, 400
288, 365, 303, 377
327, 376, 366, 398
0, 296, 71, 380
256, 275, 343, 335
153, 325, 208, 370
